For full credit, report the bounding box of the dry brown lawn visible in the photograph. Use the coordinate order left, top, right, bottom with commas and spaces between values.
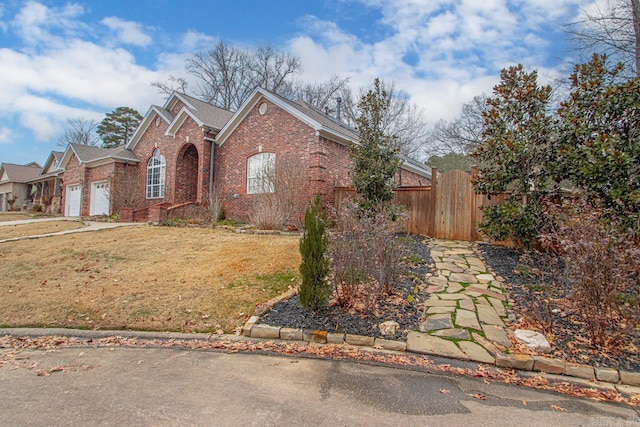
0, 226, 301, 333
0, 221, 86, 240
0, 212, 32, 222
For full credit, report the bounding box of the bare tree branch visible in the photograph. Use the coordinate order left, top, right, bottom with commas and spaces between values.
566, 0, 640, 77
57, 117, 100, 148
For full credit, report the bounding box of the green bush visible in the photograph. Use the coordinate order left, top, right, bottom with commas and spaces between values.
478, 195, 546, 248
298, 195, 330, 312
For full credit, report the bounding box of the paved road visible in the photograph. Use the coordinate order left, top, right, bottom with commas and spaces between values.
1, 346, 637, 426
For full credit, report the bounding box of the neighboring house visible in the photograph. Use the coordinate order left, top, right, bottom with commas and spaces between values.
59, 144, 138, 217
57, 88, 433, 224
25, 151, 64, 214
0, 162, 42, 211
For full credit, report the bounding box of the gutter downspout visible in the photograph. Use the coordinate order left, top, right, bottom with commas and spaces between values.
206, 137, 215, 210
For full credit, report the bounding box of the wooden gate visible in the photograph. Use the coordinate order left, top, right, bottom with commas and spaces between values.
334, 168, 510, 241
434, 170, 474, 240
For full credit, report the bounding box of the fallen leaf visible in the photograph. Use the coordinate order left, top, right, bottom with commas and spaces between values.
551, 405, 567, 412
522, 400, 527, 406
439, 389, 452, 394
468, 393, 487, 400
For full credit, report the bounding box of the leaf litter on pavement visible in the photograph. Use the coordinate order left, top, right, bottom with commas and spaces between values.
1, 334, 638, 407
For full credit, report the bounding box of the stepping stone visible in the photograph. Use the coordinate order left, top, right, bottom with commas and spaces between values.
458, 341, 495, 364
488, 297, 507, 317
477, 305, 505, 326
446, 255, 467, 263
424, 299, 457, 307
426, 284, 446, 293
472, 332, 504, 357
482, 324, 512, 348
455, 309, 481, 330
427, 306, 456, 314
438, 293, 469, 300
420, 314, 453, 331
476, 273, 495, 282
476, 297, 490, 306
406, 332, 468, 360
435, 262, 464, 273
444, 249, 474, 255
449, 273, 478, 284
437, 270, 451, 277
446, 282, 464, 293
459, 299, 475, 311
433, 328, 471, 340
466, 286, 506, 301
428, 276, 448, 287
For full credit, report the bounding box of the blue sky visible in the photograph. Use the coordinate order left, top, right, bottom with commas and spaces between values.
0, 0, 597, 165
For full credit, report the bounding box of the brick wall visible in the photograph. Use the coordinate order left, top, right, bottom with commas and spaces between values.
131, 105, 209, 209
61, 154, 118, 216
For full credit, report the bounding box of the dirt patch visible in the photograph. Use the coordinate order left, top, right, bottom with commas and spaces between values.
260, 235, 433, 341
0, 221, 86, 239
0, 226, 300, 333
477, 243, 640, 371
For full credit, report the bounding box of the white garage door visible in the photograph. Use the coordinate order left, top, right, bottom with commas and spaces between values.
66, 184, 82, 217
90, 181, 110, 216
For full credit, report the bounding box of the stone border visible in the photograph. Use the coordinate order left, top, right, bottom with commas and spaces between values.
243, 255, 640, 390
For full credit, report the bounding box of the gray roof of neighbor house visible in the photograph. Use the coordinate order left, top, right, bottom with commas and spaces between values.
0, 162, 43, 183
178, 93, 234, 130
62, 143, 139, 167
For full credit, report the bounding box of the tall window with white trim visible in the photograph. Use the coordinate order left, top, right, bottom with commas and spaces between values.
146, 149, 166, 198
247, 153, 275, 194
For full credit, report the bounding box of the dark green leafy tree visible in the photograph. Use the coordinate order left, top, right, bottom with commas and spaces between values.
298, 195, 330, 312
555, 54, 640, 229
97, 106, 143, 148
472, 65, 555, 246
350, 78, 402, 214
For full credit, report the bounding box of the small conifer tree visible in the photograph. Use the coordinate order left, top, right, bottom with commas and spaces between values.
298, 195, 330, 312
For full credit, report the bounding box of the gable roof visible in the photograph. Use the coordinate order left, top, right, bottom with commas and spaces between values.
0, 162, 42, 183
215, 87, 432, 180
127, 92, 234, 150
215, 87, 360, 146
59, 143, 139, 170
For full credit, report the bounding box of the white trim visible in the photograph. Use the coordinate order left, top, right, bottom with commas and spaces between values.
216, 88, 358, 146
127, 105, 174, 150
165, 107, 204, 137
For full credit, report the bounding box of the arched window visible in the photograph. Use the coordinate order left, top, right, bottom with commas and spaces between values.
146, 149, 166, 199
247, 153, 275, 194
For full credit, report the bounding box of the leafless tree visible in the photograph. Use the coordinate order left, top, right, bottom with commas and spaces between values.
185, 41, 301, 111
566, 0, 640, 77
289, 75, 352, 112
57, 117, 100, 148
110, 167, 144, 212
369, 80, 431, 160
427, 94, 488, 156
151, 75, 189, 96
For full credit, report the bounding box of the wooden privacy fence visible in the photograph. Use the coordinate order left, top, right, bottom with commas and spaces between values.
334, 168, 509, 241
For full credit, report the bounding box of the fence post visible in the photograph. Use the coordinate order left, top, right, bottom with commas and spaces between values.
430, 168, 438, 238
470, 166, 478, 241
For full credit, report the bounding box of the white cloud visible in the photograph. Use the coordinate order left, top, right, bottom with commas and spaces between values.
11, 1, 87, 46
289, 1, 589, 121
101, 16, 152, 47
0, 127, 11, 144
0, 1, 185, 149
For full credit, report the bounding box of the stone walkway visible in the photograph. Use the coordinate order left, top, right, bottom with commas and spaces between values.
407, 240, 513, 364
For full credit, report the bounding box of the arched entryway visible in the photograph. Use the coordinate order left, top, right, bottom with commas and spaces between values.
175, 144, 199, 203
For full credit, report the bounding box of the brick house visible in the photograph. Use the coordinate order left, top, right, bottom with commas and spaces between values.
59, 89, 432, 225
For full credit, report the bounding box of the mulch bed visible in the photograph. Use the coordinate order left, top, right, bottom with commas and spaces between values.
259, 235, 432, 341
477, 243, 640, 372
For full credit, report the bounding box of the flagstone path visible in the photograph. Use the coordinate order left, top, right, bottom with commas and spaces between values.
407, 239, 514, 363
